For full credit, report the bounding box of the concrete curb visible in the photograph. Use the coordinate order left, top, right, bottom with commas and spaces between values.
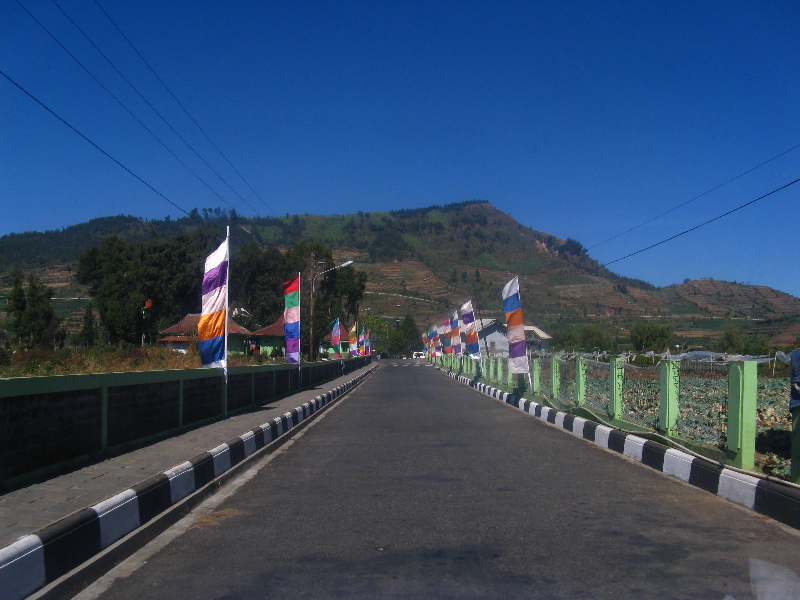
0, 366, 377, 600
444, 369, 800, 531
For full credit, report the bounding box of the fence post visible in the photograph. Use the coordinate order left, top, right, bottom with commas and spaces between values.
727, 361, 756, 470
551, 356, 560, 400
531, 358, 540, 393
575, 356, 586, 406
100, 378, 108, 452
178, 377, 184, 428
659, 359, 679, 435
609, 357, 624, 420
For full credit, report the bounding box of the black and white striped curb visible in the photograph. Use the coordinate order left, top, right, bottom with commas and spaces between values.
0, 367, 376, 600
446, 370, 800, 532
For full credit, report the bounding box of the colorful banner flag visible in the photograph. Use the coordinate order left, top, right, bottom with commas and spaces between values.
441, 318, 452, 354
432, 325, 441, 356
460, 300, 481, 360
358, 328, 365, 355
349, 324, 358, 356
331, 317, 341, 359
365, 329, 371, 354
450, 311, 461, 355
502, 276, 529, 374
199, 238, 229, 368
284, 275, 300, 364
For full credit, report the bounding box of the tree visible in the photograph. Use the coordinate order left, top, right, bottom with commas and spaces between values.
76, 301, 97, 348
630, 322, 672, 352
550, 328, 580, 350
4, 271, 57, 349
5, 269, 26, 342
387, 314, 421, 355
230, 241, 285, 328
360, 314, 389, 352
76, 228, 221, 344
717, 327, 745, 354
580, 325, 615, 352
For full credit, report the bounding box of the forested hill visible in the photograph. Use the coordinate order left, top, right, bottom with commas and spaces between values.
0, 215, 193, 272
2, 201, 799, 347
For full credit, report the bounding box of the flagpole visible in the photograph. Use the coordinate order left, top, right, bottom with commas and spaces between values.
223, 226, 229, 418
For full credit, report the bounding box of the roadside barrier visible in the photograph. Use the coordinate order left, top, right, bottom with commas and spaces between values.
443, 369, 800, 533
0, 365, 377, 600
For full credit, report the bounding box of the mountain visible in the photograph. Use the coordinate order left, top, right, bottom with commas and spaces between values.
1, 201, 798, 348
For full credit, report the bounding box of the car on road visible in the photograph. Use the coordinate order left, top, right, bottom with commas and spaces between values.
412, 351, 425, 359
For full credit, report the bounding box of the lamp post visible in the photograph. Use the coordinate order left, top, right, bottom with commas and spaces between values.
310, 260, 353, 362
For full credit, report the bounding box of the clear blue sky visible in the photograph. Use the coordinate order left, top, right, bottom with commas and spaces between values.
2, 1, 799, 296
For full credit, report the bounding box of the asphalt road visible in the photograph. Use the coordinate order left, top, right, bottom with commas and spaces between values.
87, 360, 800, 599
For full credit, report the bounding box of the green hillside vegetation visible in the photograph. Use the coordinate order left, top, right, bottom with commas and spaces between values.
2, 201, 798, 354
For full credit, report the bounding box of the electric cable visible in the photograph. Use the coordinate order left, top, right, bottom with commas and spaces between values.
602, 177, 800, 266
47, 0, 262, 218
92, 0, 278, 218
588, 142, 800, 251
13, 0, 242, 216
1, 69, 196, 222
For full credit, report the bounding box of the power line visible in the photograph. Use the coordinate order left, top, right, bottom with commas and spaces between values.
588, 142, 800, 251
602, 177, 800, 266
92, 0, 278, 218
13, 0, 244, 217
47, 0, 263, 218
1, 69, 196, 221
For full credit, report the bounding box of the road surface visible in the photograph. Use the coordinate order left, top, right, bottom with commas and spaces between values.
84, 359, 800, 599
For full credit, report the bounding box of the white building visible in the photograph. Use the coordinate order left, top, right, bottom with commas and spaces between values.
462, 319, 551, 356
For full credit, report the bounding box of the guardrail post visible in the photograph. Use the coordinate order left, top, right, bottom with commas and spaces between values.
575, 356, 586, 406
178, 378, 184, 428
222, 369, 228, 417
531, 358, 540, 393
551, 356, 560, 400
609, 357, 624, 420
658, 359, 679, 435
100, 378, 108, 452
727, 361, 756, 470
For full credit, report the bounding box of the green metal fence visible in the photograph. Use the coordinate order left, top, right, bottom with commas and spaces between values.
443, 353, 796, 482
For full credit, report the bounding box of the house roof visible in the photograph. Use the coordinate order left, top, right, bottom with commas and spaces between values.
473, 318, 500, 333
157, 335, 190, 343
159, 313, 252, 336
470, 319, 551, 340
524, 324, 552, 340
251, 315, 284, 337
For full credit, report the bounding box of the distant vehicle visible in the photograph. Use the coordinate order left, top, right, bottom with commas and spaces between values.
412, 351, 425, 359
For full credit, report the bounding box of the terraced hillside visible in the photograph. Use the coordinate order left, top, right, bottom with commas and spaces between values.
2, 201, 798, 347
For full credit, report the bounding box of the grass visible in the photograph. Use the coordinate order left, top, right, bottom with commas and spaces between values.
0, 344, 288, 378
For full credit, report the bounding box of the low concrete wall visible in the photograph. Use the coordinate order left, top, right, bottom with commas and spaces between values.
0, 357, 370, 488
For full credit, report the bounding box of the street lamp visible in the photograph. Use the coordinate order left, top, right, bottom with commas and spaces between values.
310, 260, 353, 362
